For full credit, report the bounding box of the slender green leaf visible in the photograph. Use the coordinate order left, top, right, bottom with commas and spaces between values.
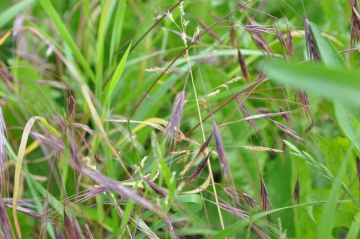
38, 0, 96, 82
0, 0, 34, 30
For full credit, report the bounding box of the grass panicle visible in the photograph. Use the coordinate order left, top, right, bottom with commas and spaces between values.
260, 177, 270, 211
166, 91, 185, 144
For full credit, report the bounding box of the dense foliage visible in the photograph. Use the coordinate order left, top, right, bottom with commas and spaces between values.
0, 0, 360, 238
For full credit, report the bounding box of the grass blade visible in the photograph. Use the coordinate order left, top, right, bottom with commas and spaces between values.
38, 0, 95, 82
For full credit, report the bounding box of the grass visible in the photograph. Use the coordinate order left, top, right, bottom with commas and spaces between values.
0, 0, 360, 238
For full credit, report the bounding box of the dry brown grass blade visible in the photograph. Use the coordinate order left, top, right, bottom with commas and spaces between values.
0, 197, 14, 239
143, 177, 168, 197
351, 0, 360, 47
189, 153, 210, 182
82, 169, 165, 216
237, 49, 249, 82
294, 178, 300, 204
260, 177, 270, 211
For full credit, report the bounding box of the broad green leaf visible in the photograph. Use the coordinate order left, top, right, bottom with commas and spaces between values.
263, 61, 360, 106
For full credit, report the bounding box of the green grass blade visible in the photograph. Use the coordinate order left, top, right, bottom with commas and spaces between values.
38, 0, 96, 82
103, 43, 131, 110
0, 0, 34, 30
95, 0, 112, 99
109, 0, 126, 65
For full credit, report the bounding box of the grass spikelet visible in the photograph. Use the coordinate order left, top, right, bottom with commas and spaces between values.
0, 197, 14, 239
189, 153, 210, 181
246, 17, 273, 55
279, 107, 292, 124
72, 214, 83, 239
164, 216, 177, 239
166, 91, 185, 143
143, 177, 168, 197
351, 0, 360, 47
238, 100, 259, 134
82, 169, 164, 216
215, 202, 247, 219
286, 29, 294, 57
271, 120, 303, 143
294, 177, 300, 204
194, 132, 213, 162
85, 224, 94, 239
64, 210, 77, 239
243, 193, 257, 209
273, 24, 287, 58
237, 49, 249, 82
66, 94, 75, 122
0, 107, 8, 197
212, 120, 231, 184
305, 19, 321, 61
260, 177, 270, 211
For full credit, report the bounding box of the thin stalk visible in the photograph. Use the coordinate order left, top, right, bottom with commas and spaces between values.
188, 62, 225, 230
